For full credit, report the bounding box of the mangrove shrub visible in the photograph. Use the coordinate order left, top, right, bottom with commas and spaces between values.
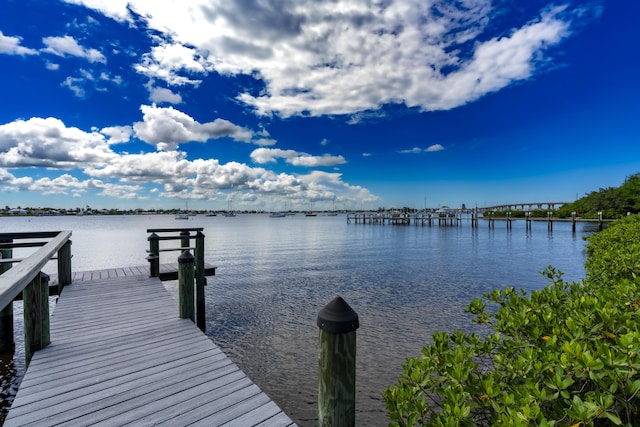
384, 214, 640, 426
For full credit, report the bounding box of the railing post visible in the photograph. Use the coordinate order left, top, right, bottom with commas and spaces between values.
178, 250, 195, 322
57, 239, 72, 293
180, 230, 190, 249
147, 233, 160, 278
195, 231, 206, 332
317, 296, 359, 427
598, 211, 603, 231
0, 239, 14, 352
23, 272, 51, 365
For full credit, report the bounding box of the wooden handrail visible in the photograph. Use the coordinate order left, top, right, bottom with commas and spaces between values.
147, 227, 203, 233
0, 231, 72, 310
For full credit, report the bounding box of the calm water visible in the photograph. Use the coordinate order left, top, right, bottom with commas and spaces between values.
0, 214, 594, 425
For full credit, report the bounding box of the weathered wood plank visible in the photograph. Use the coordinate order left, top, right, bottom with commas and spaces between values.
5, 272, 296, 427
0, 230, 71, 310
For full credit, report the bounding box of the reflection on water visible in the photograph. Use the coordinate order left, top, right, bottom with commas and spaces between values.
0, 214, 592, 425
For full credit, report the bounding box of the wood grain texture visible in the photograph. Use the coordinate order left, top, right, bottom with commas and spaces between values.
5, 273, 296, 426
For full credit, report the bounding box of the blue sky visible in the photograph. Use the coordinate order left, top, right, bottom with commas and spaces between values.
0, 0, 638, 211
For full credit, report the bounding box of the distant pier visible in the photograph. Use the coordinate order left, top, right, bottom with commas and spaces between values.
347, 211, 615, 231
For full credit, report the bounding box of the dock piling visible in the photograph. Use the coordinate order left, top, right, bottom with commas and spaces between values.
23, 272, 51, 365
56, 240, 72, 292
317, 296, 359, 427
178, 250, 195, 322
0, 240, 13, 352
195, 231, 206, 332
147, 233, 160, 277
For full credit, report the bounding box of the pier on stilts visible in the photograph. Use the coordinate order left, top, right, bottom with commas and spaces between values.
346, 210, 614, 231
0, 229, 296, 426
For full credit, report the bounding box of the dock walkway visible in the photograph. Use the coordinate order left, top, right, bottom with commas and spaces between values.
5, 270, 296, 426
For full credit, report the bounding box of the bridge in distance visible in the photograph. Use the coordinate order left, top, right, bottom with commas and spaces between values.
474, 202, 570, 213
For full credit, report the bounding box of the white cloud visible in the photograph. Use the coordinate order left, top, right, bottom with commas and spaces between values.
41, 35, 106, 63
0, 117, 116, 168
148, 85, 183, 104
0, 114, 376, 206
426, 144, 445, 152
398, 147, 424, 154
62, 76, 86, 97
64, 1, 579, 117
100, 125, 133, 144
133, 104, 256, 150
135, 43, 207, 86
399, 144, 445, 154
0, 31, 38, 55
250, 147, 347, 167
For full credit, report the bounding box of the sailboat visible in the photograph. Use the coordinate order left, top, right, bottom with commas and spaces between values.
223, 200, 236, 217
305, 201, 317, 216
327, 197, 338, 216
175, 200, 189, 219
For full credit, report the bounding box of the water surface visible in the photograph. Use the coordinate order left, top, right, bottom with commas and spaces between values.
1, 214, 592, 425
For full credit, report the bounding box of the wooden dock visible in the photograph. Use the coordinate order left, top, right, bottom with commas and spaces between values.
4, 269, 296, 426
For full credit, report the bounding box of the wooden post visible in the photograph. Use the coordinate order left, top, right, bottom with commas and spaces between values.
178, 250, 195, 322
57, 239, 72, 293
598, 212, 603, 231
571, 212, 577, 233
317, 296, 359, 427
23, 272, 51, 365
547, 211, 553, 232
180, 230, 190, 249
147, 233, 160, 278
195, 231, 206, 332
0, 240, 14, 352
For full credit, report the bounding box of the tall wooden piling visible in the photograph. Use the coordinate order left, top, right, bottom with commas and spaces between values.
178, 250, 195, 322
317, 296, 359, 427
598, 212, 603, 231
571, 212, 577, 233
23, 272, 50, 365
56, 240, 72, 293
147, 233, 160, 277
195, 231, 206, 332
0, 240, 14, 352
547, 212, 553, 232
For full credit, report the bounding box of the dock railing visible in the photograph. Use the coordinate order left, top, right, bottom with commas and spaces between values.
146, 227, 207, 332
0, 231, 72, 362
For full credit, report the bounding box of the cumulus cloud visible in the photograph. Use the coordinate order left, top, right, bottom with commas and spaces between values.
41, 35, 106, 63
133, 104, 258, 150
64, 0, 580, 118
0, 113, 378, 207
148, 85, 183, 104
0, 171, 143, 199
135, 43, 207, 86
250, 147, 347, 167
0, 117, 116, 168
100, 125, 133, 144
0, 31, 38, 55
